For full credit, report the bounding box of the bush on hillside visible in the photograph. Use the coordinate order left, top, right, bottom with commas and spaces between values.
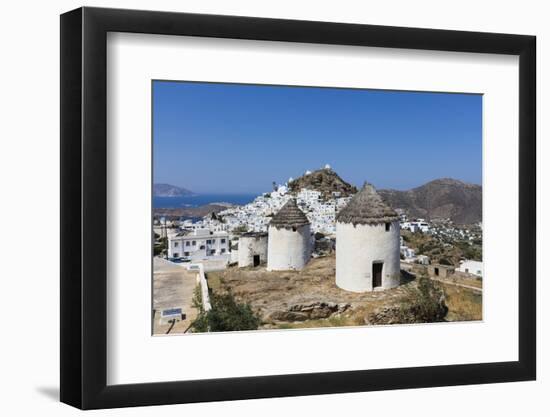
191, 290, 261, 332
365, 276, 448, 325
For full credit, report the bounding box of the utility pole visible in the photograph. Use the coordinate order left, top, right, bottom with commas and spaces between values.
163, 216, 168, 260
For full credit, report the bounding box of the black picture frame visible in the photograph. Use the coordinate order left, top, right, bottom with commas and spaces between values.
60, 6, 536, 410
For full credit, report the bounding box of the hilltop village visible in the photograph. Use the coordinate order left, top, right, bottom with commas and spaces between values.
153, 166, 483, 334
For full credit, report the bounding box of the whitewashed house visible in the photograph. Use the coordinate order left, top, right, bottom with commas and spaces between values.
167, 228, 230, 261
400, 246, 416, 259
416, 255, 430, 265
457, 260, 483, 277
401, 221, 430, 233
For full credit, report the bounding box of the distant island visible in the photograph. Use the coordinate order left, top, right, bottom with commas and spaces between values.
153, 183, 195, 197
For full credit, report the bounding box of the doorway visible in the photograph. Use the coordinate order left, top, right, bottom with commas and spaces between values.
372, 262, 383, 288
253, 254, 260, 267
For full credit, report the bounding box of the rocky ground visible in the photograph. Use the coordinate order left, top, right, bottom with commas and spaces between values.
206, 255, 479, 330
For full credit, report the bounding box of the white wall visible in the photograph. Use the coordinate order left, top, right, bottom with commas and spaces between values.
336, 221, 400, 292
0, 1, 546, 416
267, 225, 311, 270
238, 235, 268, 267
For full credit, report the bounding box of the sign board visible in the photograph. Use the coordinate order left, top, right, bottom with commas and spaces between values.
161, 308, 183, 318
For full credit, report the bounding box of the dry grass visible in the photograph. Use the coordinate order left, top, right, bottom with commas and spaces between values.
452, 276, 483, 289
207, 255, 413, 326
401, 230, 481, 267
441, 283, 482, 321
206, 255, 483, 329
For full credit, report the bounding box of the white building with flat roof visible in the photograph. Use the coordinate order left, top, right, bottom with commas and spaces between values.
167, 228, 230, 261
456, 259, 483, 277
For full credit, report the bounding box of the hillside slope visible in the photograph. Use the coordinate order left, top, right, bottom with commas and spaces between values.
378, 178, 482, 224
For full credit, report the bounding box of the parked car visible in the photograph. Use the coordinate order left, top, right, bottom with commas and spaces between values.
169, 257, 190, 263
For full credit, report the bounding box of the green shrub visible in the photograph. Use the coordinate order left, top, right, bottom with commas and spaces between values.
232, 225, 249, 234
191, 284, 203, 310
397, 276, 448, 323
153, 237, 167, 256
191, 291, 261, 332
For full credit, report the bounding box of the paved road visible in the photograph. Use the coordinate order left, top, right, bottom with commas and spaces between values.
153, 257, 199, 335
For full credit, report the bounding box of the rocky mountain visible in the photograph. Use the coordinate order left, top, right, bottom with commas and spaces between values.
153, 183, 195, 197
378, 178, 482, 224
288, 168, 358, 199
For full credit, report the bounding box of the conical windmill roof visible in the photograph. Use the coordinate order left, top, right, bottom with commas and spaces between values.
336, 182, 399, 225
269, 199, 310, 230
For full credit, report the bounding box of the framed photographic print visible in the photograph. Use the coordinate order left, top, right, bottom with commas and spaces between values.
60, 6, 536, 410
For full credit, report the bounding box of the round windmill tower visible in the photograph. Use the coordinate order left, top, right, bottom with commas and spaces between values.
267, 199, 312, 271
336, 182, 401, 292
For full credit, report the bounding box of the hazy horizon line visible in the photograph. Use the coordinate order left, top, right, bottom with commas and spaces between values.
154, 176, 482, 196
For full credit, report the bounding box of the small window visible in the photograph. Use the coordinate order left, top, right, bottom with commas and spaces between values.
200, 245, 205, 250
184, 252, 190, 256
174, 242, 179, 247
221, 239, 226, 244
206, 239, 212, 244
211, 239, 216, 244
185, 241, 190, 246
192, 240, 196, 246
173, 253, 179, 258
385, 223, 391, 232
221, 248, 226, 253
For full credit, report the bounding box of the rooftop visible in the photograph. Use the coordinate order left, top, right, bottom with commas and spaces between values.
269, 198, 310, 230
336, 182, 399, 225
241, 231, 268, 238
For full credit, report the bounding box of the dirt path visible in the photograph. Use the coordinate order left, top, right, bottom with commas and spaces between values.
430, 277, 482, 292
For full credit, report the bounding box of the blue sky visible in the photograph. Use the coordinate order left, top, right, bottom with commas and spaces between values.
153, 81, 482, 194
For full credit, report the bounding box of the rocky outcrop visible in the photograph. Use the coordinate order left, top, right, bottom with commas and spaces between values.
289, 169, 357, 199
268, 301, 350, 322
364, 292, 448, 325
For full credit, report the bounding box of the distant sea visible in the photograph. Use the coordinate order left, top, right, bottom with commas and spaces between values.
153, 194, 257, 209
